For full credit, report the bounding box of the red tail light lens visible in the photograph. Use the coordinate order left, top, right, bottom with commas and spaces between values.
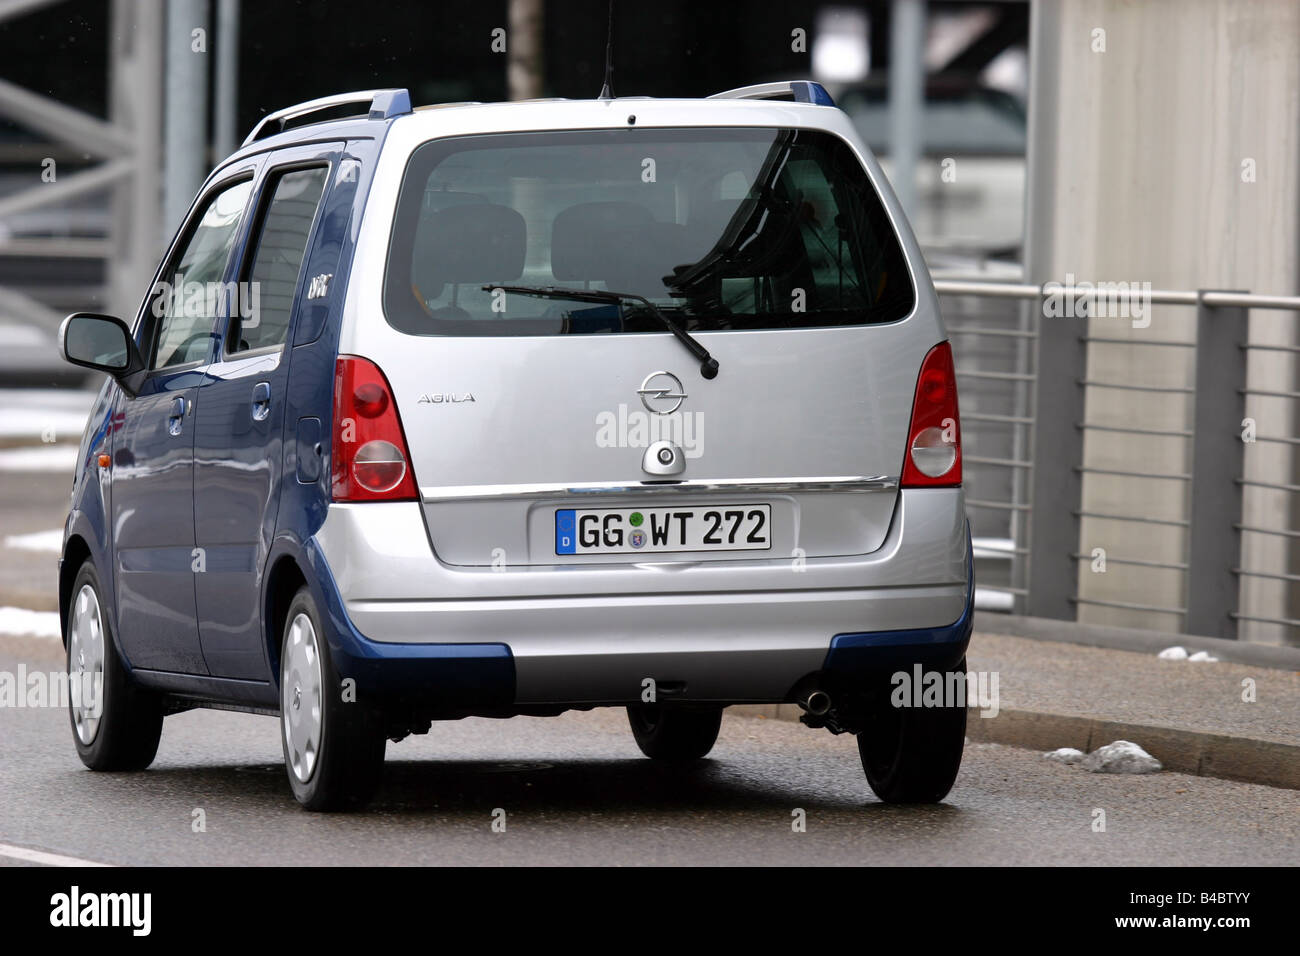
353, 383, 389, 418
901, 341, 962, 487
332, 356, 418, 501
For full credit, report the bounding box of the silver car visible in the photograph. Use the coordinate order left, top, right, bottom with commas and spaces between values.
58, 81, 971, 812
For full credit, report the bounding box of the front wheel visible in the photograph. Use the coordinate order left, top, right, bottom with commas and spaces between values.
857, 657, 967, 803
627, 705, 722, 762
280, 587, 385, 811
66, 560, 163, 771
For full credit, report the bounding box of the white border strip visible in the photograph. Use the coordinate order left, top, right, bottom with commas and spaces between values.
0, 842, 112, 867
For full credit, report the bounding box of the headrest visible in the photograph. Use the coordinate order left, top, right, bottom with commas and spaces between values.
551, 201, 673, 295
412, 203, 526, 298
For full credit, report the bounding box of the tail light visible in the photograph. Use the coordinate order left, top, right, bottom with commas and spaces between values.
332, 356, 418, 501
901, 341, 962, 487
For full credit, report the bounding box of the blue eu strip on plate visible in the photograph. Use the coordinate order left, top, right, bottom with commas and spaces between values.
555, 509, 577, 554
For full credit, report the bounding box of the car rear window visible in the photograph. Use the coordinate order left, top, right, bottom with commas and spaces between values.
383, 127, 915, 336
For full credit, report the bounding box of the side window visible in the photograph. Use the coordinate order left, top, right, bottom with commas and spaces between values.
148, 179, 254, 369
230, 166, 329, 353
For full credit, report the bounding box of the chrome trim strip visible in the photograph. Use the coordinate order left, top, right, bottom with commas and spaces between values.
420, 476, 899, 502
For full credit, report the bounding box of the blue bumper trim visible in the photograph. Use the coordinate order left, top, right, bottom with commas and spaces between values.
821, 531, 974, 679
304, 537, 516, 711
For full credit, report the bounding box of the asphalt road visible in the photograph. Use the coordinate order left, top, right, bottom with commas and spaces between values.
0, 638, 1296, 866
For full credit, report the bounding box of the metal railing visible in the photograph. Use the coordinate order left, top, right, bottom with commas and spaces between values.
934, 277, 1300, 644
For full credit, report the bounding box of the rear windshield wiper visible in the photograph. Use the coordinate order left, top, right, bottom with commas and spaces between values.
483, 284, 720, 380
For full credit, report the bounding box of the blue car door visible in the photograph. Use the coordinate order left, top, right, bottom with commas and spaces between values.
192, 144, 338, 679
113, 171, 258, 673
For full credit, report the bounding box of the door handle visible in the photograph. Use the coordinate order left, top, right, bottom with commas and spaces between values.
251, 382, 271, 422
167, 396, 186, 437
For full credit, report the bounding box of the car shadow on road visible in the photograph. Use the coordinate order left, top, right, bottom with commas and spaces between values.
134, 756, 967, 822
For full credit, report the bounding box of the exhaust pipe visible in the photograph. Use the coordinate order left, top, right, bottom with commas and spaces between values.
799, 690, 832, 717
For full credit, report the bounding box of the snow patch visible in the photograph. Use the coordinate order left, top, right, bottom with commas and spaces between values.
0, 607, 61, 640
1043, 747, 1085, 765
4, 529, 62, 553
1079, 740, 1162, 774
0, 388, 95, 440
0, 444, 79, 472
1158, 645, 1220, 663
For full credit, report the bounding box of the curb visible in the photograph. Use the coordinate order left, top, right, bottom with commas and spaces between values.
973, 612, 1300, 672
964, 707, 1300, 791
731, 703, 1300, 791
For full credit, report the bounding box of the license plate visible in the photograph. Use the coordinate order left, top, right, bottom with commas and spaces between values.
555, 505, 772, 555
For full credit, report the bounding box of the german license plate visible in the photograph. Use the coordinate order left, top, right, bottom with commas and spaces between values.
555, 505, 771, 555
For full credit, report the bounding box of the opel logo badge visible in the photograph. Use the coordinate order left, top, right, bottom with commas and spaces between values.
637, 371, 686, 415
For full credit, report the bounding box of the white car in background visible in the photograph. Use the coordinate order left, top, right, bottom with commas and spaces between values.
838, 76, 1026, 255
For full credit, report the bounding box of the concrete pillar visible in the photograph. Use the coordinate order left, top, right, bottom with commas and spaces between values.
164, 0, 209, 235
888, 0, 926, 220
212, 0, 239, 161
109, 0, 165, 322
508, 0, 544, 101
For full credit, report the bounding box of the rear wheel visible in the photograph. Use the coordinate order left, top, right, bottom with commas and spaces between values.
67, 561, 163, 771
627, 705, 722, 762
280, 587, 385, 811
857, 657, 967, 803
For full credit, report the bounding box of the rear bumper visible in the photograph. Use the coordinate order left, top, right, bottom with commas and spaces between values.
309, 488, 972, 706
822, 553, 974, 683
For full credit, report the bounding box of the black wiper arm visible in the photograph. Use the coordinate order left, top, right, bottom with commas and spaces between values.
484, 284, 719, 380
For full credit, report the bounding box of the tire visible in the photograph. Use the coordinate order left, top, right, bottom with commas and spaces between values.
627, 705, 722, 762
66, 560, 163, 771
280, 586, 385, 811
857, 657, 967, 803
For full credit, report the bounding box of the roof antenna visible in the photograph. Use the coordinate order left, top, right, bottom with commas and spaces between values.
598, 0, 614, 99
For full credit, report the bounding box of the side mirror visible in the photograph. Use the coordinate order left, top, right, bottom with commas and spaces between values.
58, 313, 145, 393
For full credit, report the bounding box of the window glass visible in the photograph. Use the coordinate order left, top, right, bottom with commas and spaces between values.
383, 127, 914, 337
232, 166, 329, 353
149, 179, 253, 369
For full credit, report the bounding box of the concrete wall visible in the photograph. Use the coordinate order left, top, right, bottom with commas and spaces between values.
1026, 0, 1300, 642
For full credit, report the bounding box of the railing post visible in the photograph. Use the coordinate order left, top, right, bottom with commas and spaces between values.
1025, 294, 1087, 620
1186, 292, 1247, 639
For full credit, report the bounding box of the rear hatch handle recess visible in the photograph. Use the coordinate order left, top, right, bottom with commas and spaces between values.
484, 284, 720, 380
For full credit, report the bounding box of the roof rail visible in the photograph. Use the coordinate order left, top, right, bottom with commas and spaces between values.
241, 88, 413, 147
707, 81, 835, 107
